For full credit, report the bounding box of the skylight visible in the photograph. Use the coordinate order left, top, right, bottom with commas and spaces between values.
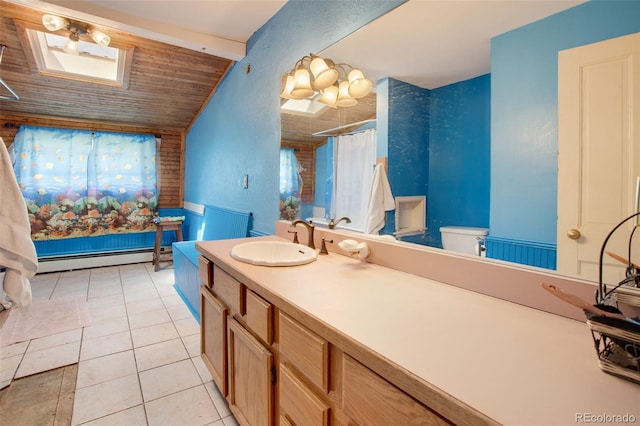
25, 29, 129, 86
280, 96, 329, 117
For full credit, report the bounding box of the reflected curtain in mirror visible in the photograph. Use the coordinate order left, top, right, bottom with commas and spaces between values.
333, 128, 376, 231
279, 148, 303, 220
10, 125, 158, 240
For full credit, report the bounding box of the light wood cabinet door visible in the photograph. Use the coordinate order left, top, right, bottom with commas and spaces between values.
228, 317, 275, 426
343, 355, 451, 425
200, 286, 228, 396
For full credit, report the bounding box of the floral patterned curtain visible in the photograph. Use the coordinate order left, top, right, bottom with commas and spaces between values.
11, 125, 158, 240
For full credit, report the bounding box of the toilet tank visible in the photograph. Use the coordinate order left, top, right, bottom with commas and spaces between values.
439, 226, 489, 255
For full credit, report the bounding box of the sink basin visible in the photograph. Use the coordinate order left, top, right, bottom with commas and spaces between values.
230, 241, 317, 266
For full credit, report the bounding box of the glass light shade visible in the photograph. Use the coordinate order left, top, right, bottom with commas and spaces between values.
310, 56, 338, 90
89, 29, 111, 47
63, 37, 80, 55
347, 69, 373, 98
336, 81, 357, 107
42, 14, 68, 31
317, 85, 339, 108
280, 74, 295, 99
290, 67, 314, 99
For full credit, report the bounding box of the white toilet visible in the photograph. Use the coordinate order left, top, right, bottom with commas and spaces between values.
439, 226, 489, 256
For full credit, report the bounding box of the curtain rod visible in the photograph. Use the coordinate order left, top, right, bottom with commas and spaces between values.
312, 119, 376, 137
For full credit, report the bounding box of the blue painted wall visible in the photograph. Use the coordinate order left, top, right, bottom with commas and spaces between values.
185, 1, 404, 235
381, 78, 430, 235
428, 74, 491, 246
491, 0, 640, 245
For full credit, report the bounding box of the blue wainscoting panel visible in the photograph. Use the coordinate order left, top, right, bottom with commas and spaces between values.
485, 236, 556, 270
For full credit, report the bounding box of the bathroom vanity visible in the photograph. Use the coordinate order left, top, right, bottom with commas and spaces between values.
196, 223, 639, 425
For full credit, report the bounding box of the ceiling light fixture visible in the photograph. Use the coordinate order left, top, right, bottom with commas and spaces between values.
42, 14, 111, 55
280, 54, 373, 108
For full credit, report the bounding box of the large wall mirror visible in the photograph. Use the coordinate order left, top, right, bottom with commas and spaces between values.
279, 0, 640, 284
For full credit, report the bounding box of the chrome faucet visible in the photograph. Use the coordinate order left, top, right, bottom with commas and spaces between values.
291, 219, 315, 249
329, 216, 351, 229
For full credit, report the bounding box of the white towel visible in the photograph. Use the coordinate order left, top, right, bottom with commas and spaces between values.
0, 137, 37, 310
364, 163, 395, 234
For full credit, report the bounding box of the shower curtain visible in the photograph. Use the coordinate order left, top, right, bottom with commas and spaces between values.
332, 128, 376, 231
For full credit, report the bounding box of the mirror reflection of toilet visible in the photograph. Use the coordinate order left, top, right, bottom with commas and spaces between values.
440, 226, 489, 256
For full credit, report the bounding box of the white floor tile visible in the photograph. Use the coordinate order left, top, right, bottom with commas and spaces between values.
87, 283, 123, 299
77, 350, 138, 389
182, 334, 201, 358
15, 340, 80, 378
0, 354, 22, 384
0, 340, 28, 359
30, 282, 56, 301
86, 293, 125, 308
80, 330, 132, 361
166, 302, 193, 322
174, 316, 200, 337
126, 297, 165, 315
131, 322, 179, 348
88, 302, 127, 323
145, 385, 220, 426
223, 415, 240, 426
80, 405, 147, 426
72, 373, 143, 425
191, 354, 213, 383
139, 359, 202, 402
134, 338, 189, 372
83, 315, 130, 340
128, 307, 171, 330
205, 381, 231, 418
26, 328, 82, 353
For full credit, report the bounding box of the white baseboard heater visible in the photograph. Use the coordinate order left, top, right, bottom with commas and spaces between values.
37, 248, 156, 273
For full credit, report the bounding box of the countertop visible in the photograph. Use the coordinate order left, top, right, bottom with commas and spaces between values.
197, 236, 640, 425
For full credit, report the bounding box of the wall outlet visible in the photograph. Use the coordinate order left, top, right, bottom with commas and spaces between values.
243, 174, 248, 189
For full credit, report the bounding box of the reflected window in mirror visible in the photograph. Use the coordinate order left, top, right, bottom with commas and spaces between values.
279, 148, 302, 220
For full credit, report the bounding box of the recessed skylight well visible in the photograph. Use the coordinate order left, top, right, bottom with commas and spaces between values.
22, 27, 131, 88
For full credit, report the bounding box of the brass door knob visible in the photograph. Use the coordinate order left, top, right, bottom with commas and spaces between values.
567, 229, 581, 240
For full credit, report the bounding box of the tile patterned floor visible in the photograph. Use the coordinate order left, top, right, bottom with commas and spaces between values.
0, 263, 237, 426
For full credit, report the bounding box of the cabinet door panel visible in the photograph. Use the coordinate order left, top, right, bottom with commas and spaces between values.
228, 318, 274, 426
245, 289, 273, 345
279, 312, 329, 392
343, 355, 451, 426
201, 286, 228, 396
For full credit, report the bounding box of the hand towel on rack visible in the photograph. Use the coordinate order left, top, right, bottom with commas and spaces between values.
0, 137, 37, 310
364, 163, 395, 234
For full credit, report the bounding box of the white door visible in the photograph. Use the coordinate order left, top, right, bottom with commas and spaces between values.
557, 32, 640, 284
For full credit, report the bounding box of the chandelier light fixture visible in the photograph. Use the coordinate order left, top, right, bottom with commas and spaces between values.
280, 54, 373, 108
41, 14, 111, 55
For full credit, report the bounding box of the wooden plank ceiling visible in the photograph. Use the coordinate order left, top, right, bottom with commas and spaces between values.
0, 1, 233, 131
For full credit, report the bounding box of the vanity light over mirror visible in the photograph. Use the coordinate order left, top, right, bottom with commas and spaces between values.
279, 0, 640, 284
